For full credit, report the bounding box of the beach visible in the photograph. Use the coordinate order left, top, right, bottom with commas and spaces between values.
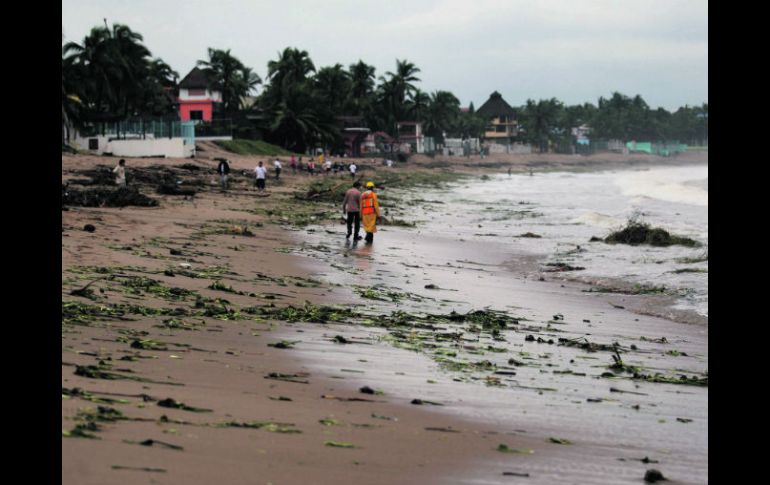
62, 146, 708, 484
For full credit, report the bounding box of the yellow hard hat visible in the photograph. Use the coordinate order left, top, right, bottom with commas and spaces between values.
366, 181, 375, 188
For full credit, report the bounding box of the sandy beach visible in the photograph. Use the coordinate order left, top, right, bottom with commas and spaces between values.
62, 146, 708, 484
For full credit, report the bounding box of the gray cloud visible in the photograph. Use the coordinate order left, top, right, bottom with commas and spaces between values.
62, 0, 707, 110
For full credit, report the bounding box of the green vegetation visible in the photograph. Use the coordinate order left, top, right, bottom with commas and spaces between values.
214, 139, 297, 156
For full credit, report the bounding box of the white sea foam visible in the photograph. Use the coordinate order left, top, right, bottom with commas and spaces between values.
572, 212, 623, 229
614, 166, 708, 207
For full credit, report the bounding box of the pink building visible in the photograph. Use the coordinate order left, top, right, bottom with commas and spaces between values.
177, 67, 222, 122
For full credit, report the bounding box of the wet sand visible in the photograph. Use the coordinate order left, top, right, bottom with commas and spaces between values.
62, 147, 707, 484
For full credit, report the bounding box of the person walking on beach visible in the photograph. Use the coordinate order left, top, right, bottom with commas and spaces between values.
349, 162, 357, 180
254, 161, 267, 192
274, 158, 282, 180
217, 158, 231, 190
343, 180, 363, 241
360, 181, 381, 244
324, 158, 332, 176
308, 158, 316, 176
113, 159, 127, 187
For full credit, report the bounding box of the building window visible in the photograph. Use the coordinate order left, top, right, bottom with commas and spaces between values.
190, 110, 204, 121
88, 138, 99, 150
188, 89, 206, 96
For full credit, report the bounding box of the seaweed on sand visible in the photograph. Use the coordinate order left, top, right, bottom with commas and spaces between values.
64, 405, 152, 438
74, 365, 184, 386
216, 421, 301, 433
157, 184, 197, 196
324, 441, 356, 448
61, 301, 131, 326
243, 302, 358, 323
157, 398, 212, 413
604, 220, 700, 247
62, 185, 159, 208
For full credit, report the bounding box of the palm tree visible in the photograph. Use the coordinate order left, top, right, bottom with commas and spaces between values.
348, 60, 375, 115
384, 59, 421, 106
313, 64, 351, 114
265, 84, 338, 152
406, 88, 430, 122
520, 98, 564, 152
198, 48, 259, 116
62, 23, 174, 120
266, 47, 315, 92
375, 59, 421, 134
424, 90, 460, 139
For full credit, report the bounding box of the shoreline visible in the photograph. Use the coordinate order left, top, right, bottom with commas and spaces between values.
62, 148, 707, 484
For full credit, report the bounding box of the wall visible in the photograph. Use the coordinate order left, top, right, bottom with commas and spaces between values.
71, 136, 194, 158
179, 89, 222, 102
179, 101, 213, 121
483, 142, 532, 154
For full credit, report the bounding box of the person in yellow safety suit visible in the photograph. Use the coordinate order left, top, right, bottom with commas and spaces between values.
360, 181, 381, 244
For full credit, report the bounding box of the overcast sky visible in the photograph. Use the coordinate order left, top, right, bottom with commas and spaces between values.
62, 0, 707, 111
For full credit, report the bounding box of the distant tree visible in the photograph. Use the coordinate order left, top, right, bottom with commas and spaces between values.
263, 83, 339, 152
519, 98, 565, 152
313, 64, 351, 115
198, 48, 261, 116
406, 88, 431, 122
63, 23, 159, 118
424, 90, 460, 141
348, 60, 376, 116
265, 47, 315, 100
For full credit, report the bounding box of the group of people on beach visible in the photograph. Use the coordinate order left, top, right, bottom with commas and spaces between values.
114, 155, 383, 243
214, 153, 378, 193
286, 154, 362, 178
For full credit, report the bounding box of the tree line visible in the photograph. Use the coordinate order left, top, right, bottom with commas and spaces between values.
62, 23, 708, 152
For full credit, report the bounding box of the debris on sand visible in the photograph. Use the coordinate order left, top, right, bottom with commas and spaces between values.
217, 421, 301, 433
548, 437, 572, 445
157, 398, 212, 413
123, 439, 184, 451
543, 262, 585, 272
264, 372, 310, 384
157, 183, 197, 196
644, 469, 667, 482
62, 185, 159, 208
111, 465, 167, 473
324, 441, 356, 448
604, 220, 700, 247
497, 444, 534, 454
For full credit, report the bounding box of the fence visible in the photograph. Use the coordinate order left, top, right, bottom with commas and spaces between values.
193, 119, 233, 139
77, 120, 194, 140
626, 141, 688, 156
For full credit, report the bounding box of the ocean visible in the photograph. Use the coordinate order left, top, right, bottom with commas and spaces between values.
401, 163, 708, 317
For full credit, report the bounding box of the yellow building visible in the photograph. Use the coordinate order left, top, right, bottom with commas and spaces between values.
476, 91, 518, 143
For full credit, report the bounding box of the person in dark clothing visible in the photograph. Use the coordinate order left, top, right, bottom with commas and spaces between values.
217, 158, 231, 190
342, 180, 363, 240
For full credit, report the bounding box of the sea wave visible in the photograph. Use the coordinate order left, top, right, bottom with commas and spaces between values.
572, 211, 624, 228
614, 167, 708, 207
